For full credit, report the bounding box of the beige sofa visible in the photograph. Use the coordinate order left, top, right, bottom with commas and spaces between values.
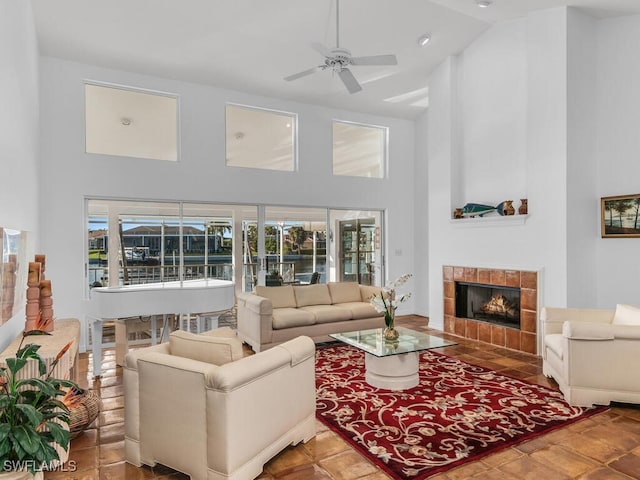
542, 304, 640, 407
237, 282, 385, 352
124, 327, 316, 480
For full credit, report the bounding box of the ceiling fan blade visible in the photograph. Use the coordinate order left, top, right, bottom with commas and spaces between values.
338, 68, 362, 94
351, 54, 398, 66
311, 42, 332, 58
284, 67, 320, 82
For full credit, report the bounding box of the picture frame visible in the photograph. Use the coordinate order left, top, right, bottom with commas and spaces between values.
601, 194, 640, 238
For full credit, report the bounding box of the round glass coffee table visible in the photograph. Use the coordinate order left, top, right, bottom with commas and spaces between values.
329, 327, 457, 390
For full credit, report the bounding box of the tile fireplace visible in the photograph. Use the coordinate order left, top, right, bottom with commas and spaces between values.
443, 266, 538, 354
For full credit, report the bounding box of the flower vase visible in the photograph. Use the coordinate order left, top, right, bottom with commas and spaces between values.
384, 313, 399, 341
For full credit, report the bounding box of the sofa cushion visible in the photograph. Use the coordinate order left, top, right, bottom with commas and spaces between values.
299, 305, 352, 324
545, 333, 563, 360
334, 302, 383, 320
255, 285, 296, 309
359, 284, 388, 303
294, 284, 332, 307
612, 304, 640, 326
328, 282, 362, 304
272, 308, 316, 329
169, 329, 244, 366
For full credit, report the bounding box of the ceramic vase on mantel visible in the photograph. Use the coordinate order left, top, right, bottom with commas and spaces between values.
502, 200, 515, 216
518, 199, 528, 215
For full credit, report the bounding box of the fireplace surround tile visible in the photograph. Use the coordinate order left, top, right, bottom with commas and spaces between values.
505, 270, 520, 287
478, 322, 492, 343
454, 267, 465, 281
444, 265, 539, 355
521, 289, 537, 311
444, 315, 455, 333
490, 269, 506, 285
505, 328, 521, 350
521, 332, 537, 354
478, 269, 491, 284
464, 267, 477, 282
466, 319, 479, 340
444, 297, 455, 316
454, 318, 466, 336
444, 281, 455, 299
521, 271, 537, 289
521, 310, 537, 333
491, 325, 506, 346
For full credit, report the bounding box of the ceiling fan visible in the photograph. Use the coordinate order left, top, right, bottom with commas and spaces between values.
284, 0, 397, 94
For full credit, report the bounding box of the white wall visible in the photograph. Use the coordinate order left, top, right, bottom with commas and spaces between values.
427, 8, 570, 339
455, 19, 527, 207
38, 57, 417, 351
595, 14, 640, 308
567, 9, 598, 307
0, 0, 40, 350
414, 110, 429, 316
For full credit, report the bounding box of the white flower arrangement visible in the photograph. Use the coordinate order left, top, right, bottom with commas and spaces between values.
369, 274, 413, 329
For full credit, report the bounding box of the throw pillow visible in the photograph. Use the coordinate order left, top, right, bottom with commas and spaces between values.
612, 304, 640, 326
328, 282, 362, 304
169, 329, 243, 365
255, 285, 297, 309
294, 284, 332, 307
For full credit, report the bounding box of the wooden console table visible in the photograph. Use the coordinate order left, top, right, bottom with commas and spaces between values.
0, 318, 81, 381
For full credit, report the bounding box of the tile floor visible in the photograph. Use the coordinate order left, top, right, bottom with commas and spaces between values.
44, 316, 640, 480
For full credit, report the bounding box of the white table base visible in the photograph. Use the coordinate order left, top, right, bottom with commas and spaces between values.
364, 351, 419, 390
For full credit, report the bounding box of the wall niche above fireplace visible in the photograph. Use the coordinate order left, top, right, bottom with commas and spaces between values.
443, 266, 539, 355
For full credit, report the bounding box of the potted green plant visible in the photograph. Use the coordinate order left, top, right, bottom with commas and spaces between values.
0, 331, 77, 479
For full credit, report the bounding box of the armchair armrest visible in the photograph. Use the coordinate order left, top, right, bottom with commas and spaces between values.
207, 336, 314, 391
542, 307, 614, 335
562, 321, 614, 340
565, 322, 640, 341
124, 342, 170, 370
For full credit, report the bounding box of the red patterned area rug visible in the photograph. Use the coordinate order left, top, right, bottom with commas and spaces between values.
315, 344, 605, 480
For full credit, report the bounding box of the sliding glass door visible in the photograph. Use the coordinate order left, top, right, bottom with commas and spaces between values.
87, 199, 384, 294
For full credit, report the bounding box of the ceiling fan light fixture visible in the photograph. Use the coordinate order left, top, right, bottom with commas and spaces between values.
417, 34, 431, 47
476, 0, 493, 7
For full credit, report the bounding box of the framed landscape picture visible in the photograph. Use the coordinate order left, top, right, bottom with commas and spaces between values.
601, 194, 640, 238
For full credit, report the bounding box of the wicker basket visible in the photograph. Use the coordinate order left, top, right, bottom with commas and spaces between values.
68, 389, 100, 439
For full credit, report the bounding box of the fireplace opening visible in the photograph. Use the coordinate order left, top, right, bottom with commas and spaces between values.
455, 282, 521, 329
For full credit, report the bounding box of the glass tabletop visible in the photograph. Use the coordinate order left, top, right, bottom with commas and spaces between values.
329, 327, 457, 357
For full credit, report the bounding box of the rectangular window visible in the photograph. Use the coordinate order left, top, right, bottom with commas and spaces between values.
85, 83, 178, 161
333, 121, 387, 178
225, 104, 296, 171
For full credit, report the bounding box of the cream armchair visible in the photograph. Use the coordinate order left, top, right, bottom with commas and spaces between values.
123, 328, 316, 480
542, 305, 640, 407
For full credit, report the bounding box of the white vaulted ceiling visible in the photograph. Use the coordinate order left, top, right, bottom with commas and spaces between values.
31, 0, 640, 119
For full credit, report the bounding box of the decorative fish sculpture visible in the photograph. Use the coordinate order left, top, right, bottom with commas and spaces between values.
462, 202, 510, 217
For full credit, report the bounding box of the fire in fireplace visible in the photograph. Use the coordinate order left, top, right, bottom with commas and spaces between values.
455, 282, 521, 329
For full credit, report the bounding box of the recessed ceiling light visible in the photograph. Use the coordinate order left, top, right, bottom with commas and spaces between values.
120, 117, 132, 126
417, 34, 431, 47
476, 0, 492, 7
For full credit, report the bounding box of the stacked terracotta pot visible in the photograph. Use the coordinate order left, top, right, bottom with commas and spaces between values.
25, 254, 55, 332
1, 253, 17, 322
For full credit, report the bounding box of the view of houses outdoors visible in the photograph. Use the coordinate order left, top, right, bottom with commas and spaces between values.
86, 199, 382, 293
